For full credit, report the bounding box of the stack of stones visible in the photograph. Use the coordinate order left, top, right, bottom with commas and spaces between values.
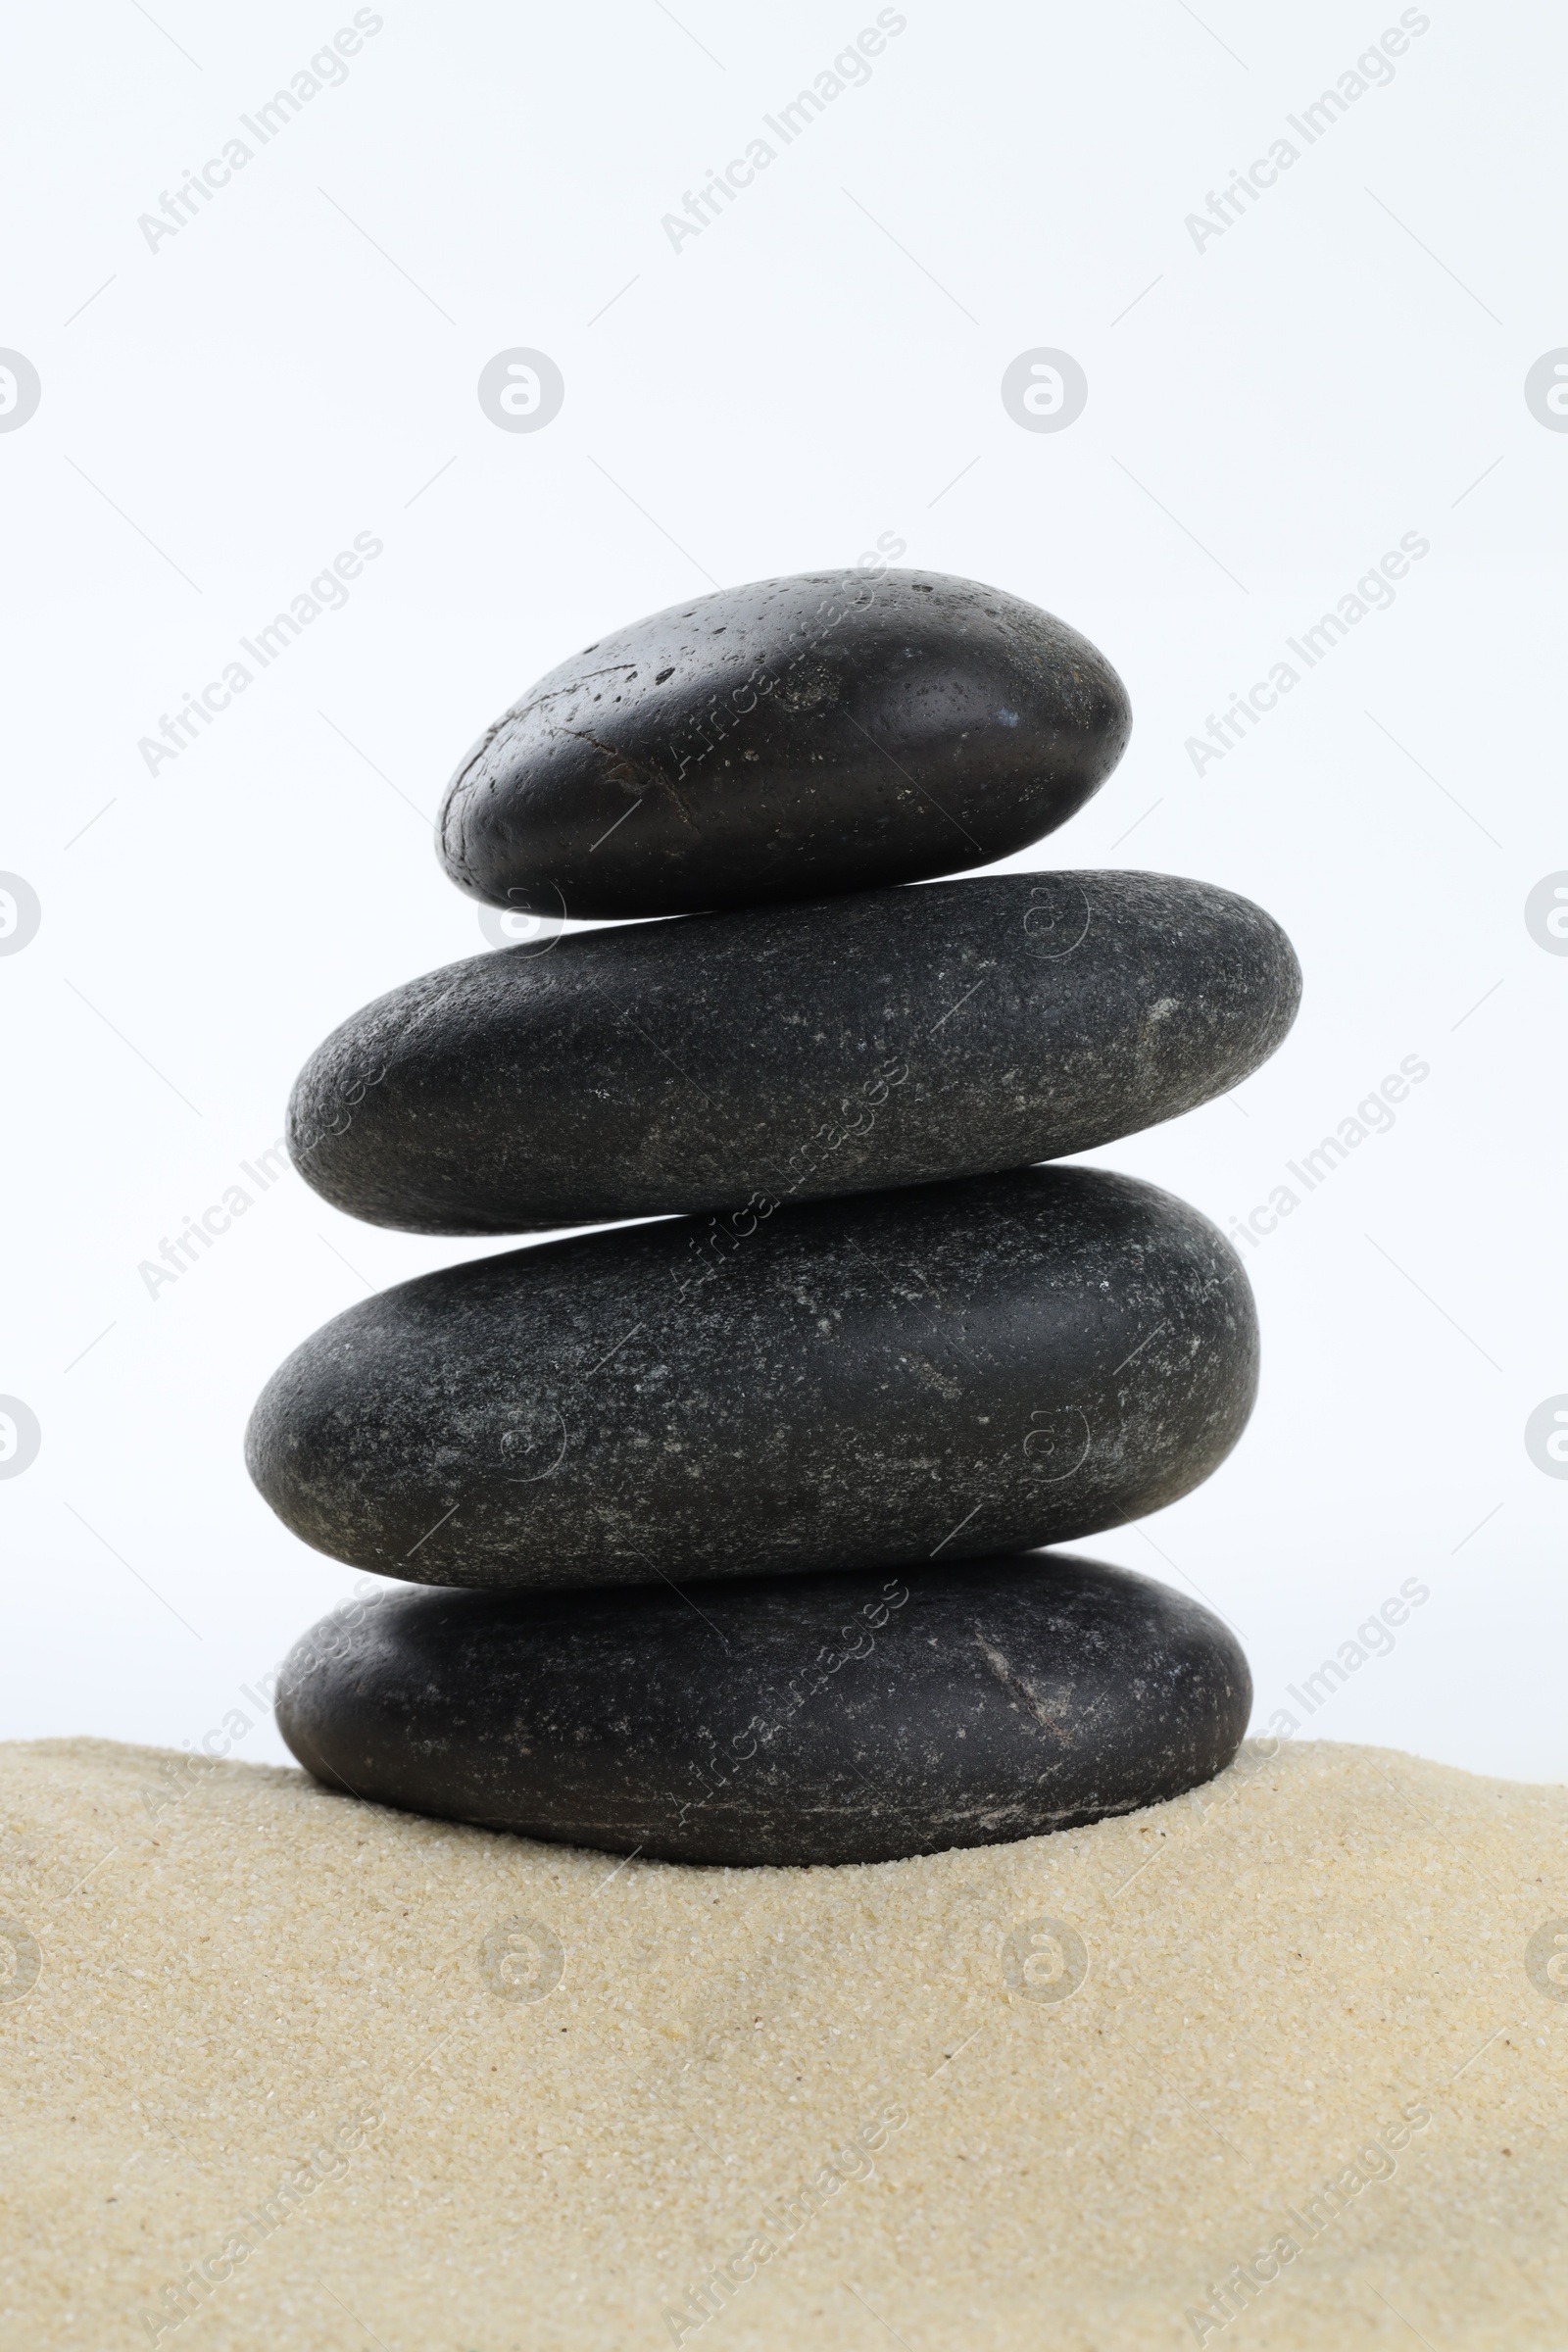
248, 568, 1300, 1868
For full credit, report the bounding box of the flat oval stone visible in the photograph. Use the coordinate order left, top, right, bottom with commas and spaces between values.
288, 871, 1299, 1235
436, 569, 1131, 919
274, 1553, 1251, 1866
245, 1167, 1257, 1590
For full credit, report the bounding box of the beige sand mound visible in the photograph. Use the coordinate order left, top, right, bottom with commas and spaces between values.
1, 1736, 1565, 2350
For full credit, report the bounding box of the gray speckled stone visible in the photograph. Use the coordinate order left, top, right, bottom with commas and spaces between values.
287, 871, 1299, 1235
244, 1166, 1257, 1591
436, 569, 1131, 920
274, 1553, 1251, 1866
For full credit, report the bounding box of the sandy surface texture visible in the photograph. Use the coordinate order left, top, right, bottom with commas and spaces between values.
1, 1735, 1564, 2350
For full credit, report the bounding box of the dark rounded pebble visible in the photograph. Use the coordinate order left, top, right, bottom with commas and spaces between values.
287, 870, 1300, 1237
436, 568, 1131, 919
244, 1165, 1258, 1592
274, 1552, 1252, 1867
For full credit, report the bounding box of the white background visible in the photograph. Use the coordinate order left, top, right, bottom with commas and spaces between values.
1, 0, 1562, 1781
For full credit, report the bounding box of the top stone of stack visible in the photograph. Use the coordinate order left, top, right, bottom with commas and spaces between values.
437, 569, 1132, 920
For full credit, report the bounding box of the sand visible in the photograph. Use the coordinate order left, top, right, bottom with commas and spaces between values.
1, 1736, 1565, 2350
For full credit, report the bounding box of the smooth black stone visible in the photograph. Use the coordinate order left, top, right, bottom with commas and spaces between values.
274, 1554, 1252, 1866
288, 871, 1299, 1236
436, 569, 1131, 920
245, 1166, 1257, 1591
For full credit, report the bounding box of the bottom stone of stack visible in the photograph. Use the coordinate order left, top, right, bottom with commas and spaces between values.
275, 1554, 1250, 1867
